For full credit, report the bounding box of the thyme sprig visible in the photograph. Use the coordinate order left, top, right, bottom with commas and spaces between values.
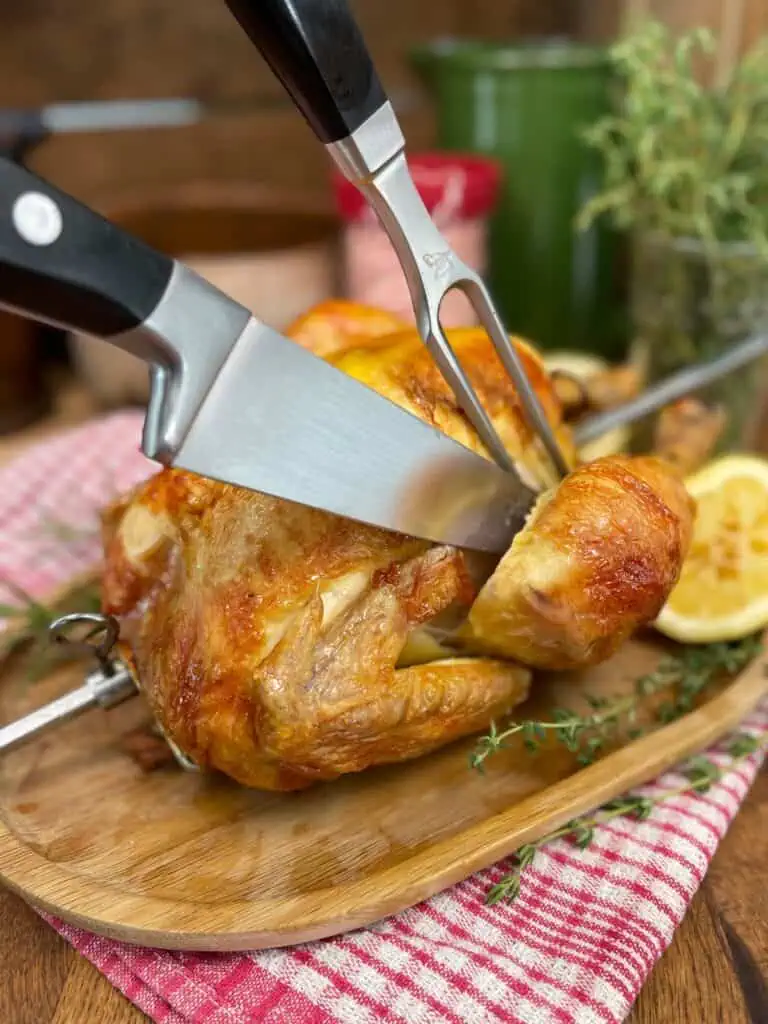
486, 730, 765, 904
577, 19, 768, 257
471, 635, 763, 772
0, 576, 59, 638
0, 575, 102, 679
0, 510, 104, 677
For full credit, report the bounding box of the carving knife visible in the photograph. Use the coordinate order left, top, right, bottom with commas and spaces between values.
0, 155, 538, 554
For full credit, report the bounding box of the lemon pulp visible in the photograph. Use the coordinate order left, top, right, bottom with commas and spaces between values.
655, 455, 768, 643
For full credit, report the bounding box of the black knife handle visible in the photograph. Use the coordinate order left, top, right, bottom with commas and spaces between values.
0, 157, 172, 337
223, 0, 387, 143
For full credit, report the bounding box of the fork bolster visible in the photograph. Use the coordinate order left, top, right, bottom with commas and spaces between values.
326, 101, 405, 183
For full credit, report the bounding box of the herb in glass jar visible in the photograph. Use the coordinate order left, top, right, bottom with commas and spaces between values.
577, 20, 768, 454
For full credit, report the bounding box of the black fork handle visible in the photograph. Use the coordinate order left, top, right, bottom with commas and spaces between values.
222, 0, 388, 143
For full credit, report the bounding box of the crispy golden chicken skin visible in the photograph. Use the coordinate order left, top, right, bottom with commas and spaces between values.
334, 327, 576, 490
285, 298, 409, 359
102, 471, 530, 790
101, 300, 693, 790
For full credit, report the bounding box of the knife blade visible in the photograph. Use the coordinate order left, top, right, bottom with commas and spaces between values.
172, 315, 540, 551
0, 156, 537, 553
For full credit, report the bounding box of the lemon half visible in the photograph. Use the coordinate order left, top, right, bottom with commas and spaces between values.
655, 454, 768, 643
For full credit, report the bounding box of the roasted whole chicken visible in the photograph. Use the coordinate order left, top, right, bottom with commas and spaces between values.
102, 300, 694, 791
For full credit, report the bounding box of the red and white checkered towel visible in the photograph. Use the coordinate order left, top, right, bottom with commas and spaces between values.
1, 410, 766, 1024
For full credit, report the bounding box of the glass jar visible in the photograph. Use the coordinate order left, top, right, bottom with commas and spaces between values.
631, 233, 768, 455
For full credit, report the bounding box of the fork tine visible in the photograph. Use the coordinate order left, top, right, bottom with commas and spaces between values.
345, 147, 570, 480
466, 278, 571, 479
423, 319, 519, 473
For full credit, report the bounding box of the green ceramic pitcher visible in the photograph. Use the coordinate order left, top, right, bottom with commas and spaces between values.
411, 39, 625, 358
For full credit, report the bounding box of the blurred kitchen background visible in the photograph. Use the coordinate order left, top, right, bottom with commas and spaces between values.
2, 0, 768, 454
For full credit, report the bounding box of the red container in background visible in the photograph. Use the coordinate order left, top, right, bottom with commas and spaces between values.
332, 153, 501, 327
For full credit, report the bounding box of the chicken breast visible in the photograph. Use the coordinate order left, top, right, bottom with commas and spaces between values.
333, 327, 576, 491
286, 298, 410, 359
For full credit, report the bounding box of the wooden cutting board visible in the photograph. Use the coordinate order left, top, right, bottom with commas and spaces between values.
0, 594, 765, 952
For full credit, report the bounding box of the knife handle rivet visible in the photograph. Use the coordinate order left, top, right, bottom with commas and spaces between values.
12, 191, 63, 247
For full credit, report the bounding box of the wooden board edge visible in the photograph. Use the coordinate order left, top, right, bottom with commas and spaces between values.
0, 637, 764, 950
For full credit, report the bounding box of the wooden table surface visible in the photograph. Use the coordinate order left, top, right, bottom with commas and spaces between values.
1, 380, 766, 1024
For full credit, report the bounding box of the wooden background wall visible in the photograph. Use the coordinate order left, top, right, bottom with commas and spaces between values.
0, 0, 765, 210
579, 0, 768, 51
0, 0, 574, 209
